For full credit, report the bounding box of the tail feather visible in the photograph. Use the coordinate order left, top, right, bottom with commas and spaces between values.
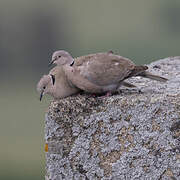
129, 65, 148, 77
122, 81, 136, 88
126, 65, 168, 83
139, 71, 168, 82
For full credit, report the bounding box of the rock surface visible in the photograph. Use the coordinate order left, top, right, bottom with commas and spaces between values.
45, 57, 180, 180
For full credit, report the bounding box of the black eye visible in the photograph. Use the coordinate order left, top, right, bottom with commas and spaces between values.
43, 86, 46, 89
58, 55, 61, 58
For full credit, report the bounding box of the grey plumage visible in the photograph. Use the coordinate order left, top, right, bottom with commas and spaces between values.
49, 50, 168, 94
37, 66, 80, 100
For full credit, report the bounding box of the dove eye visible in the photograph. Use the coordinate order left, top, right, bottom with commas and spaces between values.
58, 55, 61, 58
43, 86, 46, 89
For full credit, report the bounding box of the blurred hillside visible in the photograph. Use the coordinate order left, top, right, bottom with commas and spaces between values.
0, 0, 180, 179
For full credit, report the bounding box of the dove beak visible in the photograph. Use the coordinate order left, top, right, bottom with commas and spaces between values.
48, 60, 55, 67
48, 57, 57, 67
40, 89, 44, 101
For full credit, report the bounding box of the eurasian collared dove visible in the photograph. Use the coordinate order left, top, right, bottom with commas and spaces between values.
49, 50, 168, 94
37, 66, 80, 100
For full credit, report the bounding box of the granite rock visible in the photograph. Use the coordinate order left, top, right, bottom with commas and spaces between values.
45, 57, 180, 180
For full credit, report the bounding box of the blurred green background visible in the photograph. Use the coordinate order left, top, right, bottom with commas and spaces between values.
0, 0, 180, 179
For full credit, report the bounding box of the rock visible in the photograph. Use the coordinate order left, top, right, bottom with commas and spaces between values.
45, 57, 180, 180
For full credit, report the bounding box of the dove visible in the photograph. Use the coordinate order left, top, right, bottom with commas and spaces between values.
49, 50, 168, 94
37, 66, 80, 100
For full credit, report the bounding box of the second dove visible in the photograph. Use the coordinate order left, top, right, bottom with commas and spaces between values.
48, 50, 167, 96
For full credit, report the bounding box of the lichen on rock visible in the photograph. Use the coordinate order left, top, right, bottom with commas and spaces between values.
45, 57, 180, 180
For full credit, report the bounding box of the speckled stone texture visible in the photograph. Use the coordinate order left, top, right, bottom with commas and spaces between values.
45, 57, 180, 180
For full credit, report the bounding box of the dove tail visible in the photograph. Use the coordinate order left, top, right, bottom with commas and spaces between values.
129, 65, 148, 77
128, 65, 168, 82
122, 81, 136, 88
139, 71, 168, 82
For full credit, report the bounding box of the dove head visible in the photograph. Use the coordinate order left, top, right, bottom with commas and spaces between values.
49, 50, 74, 67
37, 75, 55, 101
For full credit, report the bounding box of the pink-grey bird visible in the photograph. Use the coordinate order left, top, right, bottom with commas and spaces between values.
37, 66, 80, 100
49, 50, 168, 94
